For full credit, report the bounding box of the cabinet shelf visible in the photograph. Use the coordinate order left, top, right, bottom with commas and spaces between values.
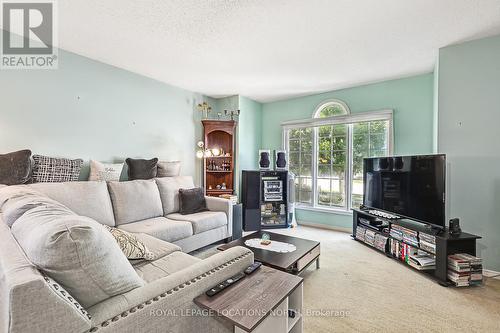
203, 120, 236, 197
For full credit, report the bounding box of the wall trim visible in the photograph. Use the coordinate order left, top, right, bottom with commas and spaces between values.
297, 220, 352, 233
483, 269, 500, 280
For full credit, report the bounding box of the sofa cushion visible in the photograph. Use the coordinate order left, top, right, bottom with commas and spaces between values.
117, 217, 192, 243
108, 180, 163, 225
11, 200, 144, 308
88, 160, 123, 182
125, 158, 158, 180
133, 251, 201, 283
32, 154, 83, 182
29, 181, 116, 226
155, 176, 195, 215
0, 149, 32, 185
0, 186, 68, 227
129, 233, 181, 265
157, 161, 181, 177
167, 211, 227, 234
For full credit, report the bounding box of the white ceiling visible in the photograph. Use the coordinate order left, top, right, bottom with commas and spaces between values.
8, 1, 500, 102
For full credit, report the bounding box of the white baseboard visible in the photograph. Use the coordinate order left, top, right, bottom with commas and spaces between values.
483, 269, 500, 280
297, 220, 352, 233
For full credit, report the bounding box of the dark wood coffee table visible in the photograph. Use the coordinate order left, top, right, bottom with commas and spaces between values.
218, 231, 320, 275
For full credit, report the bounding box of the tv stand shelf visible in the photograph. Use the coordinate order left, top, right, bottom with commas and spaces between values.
352, 208, 481, 286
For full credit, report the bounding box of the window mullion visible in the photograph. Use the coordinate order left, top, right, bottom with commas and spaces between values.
312, 127, 318, 208
347, 124, 353, 210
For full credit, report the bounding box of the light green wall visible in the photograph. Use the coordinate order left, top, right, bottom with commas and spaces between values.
238, 96, 262, 171
206, 95, 262, 197
261, 74, 435, 229
437, 34, 500, 270
0, 47, 207, 184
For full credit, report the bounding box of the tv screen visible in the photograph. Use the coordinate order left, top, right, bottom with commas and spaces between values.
363, 154, 446, 227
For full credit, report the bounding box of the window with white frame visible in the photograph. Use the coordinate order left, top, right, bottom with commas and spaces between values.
284, 100, 393, 211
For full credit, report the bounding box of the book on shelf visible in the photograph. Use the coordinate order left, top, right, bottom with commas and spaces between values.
419, 233, 436, 244
419, 239, 436, 254
447, 253, 483, 287
374, 233, 388, 252
364, 229, 376, 246
356, 226, 367, 241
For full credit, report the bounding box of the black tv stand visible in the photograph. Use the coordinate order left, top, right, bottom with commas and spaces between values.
352, 208, 481, 286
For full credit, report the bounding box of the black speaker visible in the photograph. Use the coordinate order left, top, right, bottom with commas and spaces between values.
232, 204, 243, 239
259, 150, 271, 170
449, 218, 461, 236
275, 150, 287, 170
242, 171, 261, 231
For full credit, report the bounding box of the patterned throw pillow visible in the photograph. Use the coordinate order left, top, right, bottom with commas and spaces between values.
103, 225, 155, 260
32, 155, 83, 183
88, 160, 123, 182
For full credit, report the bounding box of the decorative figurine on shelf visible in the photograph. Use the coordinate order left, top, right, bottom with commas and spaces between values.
224, 109, 240, 120
221, 182, 226, 190
216, 184, 222, 190
197, 102, 212, 119
260, 233, 271, 245
208, 185, 213, 190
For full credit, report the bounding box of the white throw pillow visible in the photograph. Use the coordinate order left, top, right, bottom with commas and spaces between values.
88, 160, 123, 181
157, 161, 181, 177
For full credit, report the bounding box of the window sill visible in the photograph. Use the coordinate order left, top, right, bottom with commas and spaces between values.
295, 205, 353, 216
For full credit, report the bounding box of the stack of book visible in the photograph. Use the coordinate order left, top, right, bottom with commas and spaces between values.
374, 233, 388, 252
408, 253, 436, 270
401, 226, 419, 247
448, 253, 483, 287
219, 194, 238, 204
419, 233, 436, 254
389, 225, 403, 241
364, 229, 376, 246
355, 226, 366, 242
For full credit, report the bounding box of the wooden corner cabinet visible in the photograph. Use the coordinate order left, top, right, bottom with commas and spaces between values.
202, 120, 237, 196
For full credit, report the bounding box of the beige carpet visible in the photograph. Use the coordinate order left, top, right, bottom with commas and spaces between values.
194, 226, 500, 333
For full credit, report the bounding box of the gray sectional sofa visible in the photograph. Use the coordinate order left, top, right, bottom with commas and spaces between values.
0, 177, 254, 333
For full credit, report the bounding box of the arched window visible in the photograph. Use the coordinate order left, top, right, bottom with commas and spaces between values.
313, 99, 350, 118
284, 99, 392, 210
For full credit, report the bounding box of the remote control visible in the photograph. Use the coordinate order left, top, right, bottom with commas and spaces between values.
244, 262, 262, 275
205, 272, 246, 297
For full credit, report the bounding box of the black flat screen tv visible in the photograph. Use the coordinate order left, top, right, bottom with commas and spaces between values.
363, 154, 446, 228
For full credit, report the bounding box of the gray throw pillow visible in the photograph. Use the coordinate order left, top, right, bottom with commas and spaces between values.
157, 161, 181, 177
11, 202, 144, 308
0, 149, 32, 185
32, 155, 83, 182
125, 158, 158, 180
178, 187, 208, 215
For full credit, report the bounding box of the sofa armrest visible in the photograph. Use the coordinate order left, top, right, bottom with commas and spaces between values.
205, 196, 233, 237
87, 246, 254, 333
